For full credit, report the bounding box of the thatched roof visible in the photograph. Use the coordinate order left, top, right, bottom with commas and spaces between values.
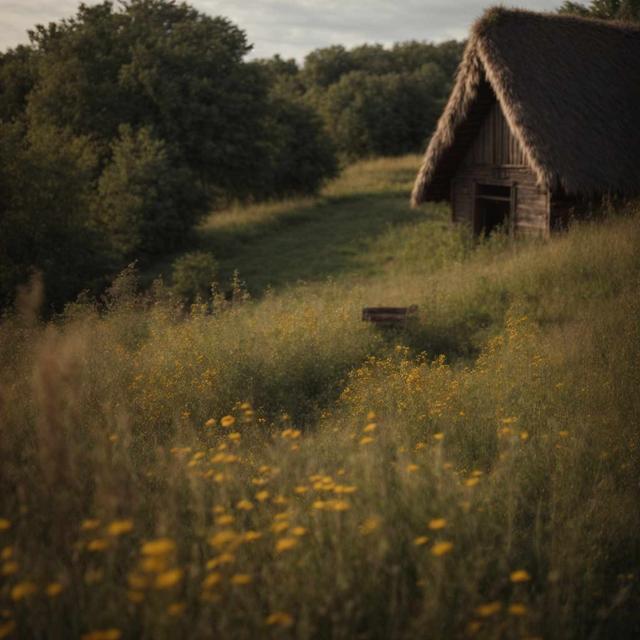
412, 8, 640, 205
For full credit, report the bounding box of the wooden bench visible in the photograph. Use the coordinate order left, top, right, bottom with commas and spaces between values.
362, 305, 418, 327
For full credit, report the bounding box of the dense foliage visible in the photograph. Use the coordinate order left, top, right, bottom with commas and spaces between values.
559, 0, 640, 20
0, 0, 462, 311
260, 41, 463, 160
0, 0, 339, 310
0, 158, 638, 637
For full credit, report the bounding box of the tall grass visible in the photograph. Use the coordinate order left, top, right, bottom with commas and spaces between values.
0, 182, 639, 638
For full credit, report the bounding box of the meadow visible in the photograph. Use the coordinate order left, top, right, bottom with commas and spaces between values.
0, 156, 639, 639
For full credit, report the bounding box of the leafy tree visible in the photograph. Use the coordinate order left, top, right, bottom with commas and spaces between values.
26, 1, 270, 197
0, 0, 340, 310
318, 65, 447, 159
300, 40, 461, 160
0, 46, 36, 123
261, 96, 337, 197
94, 126, 206, 257
302, 45, 356, 89
171, 251, 218, 304
0, 122, 110, 310
559, 0, 640, 20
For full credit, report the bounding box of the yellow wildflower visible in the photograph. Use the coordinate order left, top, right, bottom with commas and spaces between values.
475, 602, 502, 617
333, 485, 357, 494
266, 612, 294, 627
208, 530, 237, 548
10, 581, 37, 601
465, 477, 480, 488
558, 430, 570, 438
220, 415, 235, 428
107, 520, 134, 537
45, 582, 64, 597
154, 569, 183, 590
431, 541, 454, 557
433, 433, 444, 441
0, 546, 13, 560
141, 538, 176, 557
206, 554, 235, 569
0, 621, 16, 639
414, 536, 429, 546
271, 522, 289, 534
291, 527, 307, 537
228, 432, 241, 442
256, 490, 270, 502
243, 531, 262, 543
81, 519, 100, 531
501, 417, 518, 425
140, 556, 167, 573
202, 572, 222, 589
87, 539, 110, 552
508, 603, 527, 616
215, 515, 234, 526
0, 519, 10, 531
81, 629, 122, 640
359, 516, 381, 535
363, 423, 377, 433
359, 436, 374, 445
510, 569, 531, 583
275, 538, 298, 553
406, 464, 419, 473
428, 518, 447, 530
236, 500, 254, 511
2, 561, 18, 576
204, 418, 216, 428
231, 574, 252, 585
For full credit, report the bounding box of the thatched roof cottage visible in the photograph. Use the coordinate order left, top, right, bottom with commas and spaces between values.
411, 8, 640, 236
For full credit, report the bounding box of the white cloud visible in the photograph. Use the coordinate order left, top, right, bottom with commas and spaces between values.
0, 0, 564, 58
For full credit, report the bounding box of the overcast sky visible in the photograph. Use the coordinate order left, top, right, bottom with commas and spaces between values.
1, 0, 563, 60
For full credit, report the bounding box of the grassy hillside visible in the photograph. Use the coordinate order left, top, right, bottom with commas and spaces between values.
1, 157, 639, 639
148, 156, 459, 294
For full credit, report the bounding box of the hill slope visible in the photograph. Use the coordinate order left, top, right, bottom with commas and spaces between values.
1, 157, 639, 639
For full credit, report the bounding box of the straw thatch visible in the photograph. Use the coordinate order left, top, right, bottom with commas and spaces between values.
412, 8, 640, 205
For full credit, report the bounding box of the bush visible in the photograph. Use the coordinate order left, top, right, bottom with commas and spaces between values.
171, 251, 218, 304
94, 126, 207, 257
261, 95, 338, 198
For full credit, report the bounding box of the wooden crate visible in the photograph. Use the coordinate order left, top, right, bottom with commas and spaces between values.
362, 305, 418, 327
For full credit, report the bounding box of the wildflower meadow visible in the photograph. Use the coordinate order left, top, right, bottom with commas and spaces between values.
0, 157, 638, 639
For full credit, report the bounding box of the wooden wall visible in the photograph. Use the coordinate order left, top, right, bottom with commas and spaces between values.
451, 102, 550, 236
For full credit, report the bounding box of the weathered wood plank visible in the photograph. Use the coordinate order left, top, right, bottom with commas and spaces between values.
362, 306, 418, 326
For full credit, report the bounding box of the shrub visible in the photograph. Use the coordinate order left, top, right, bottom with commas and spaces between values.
94, 126, 207, 257
171, 251, 218, 304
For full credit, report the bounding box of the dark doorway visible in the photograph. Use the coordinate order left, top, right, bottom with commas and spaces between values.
474, 184, 511, 236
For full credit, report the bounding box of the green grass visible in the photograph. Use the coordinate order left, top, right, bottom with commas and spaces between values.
1, 156, 639, 639
147, 155, 463, 294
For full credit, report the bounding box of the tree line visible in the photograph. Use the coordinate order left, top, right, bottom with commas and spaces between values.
3, 0, 631, 312
0, 0, 462, 311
